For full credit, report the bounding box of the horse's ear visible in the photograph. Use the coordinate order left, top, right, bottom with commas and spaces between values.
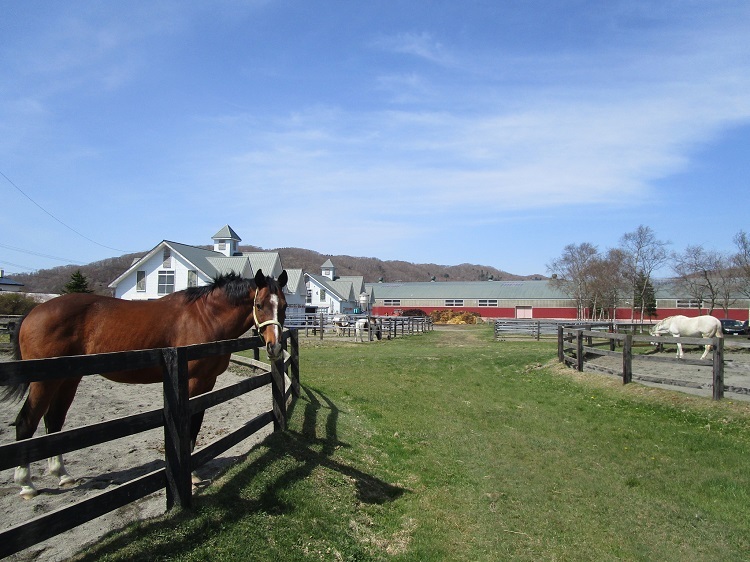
254, 269, 266, 288
278, 270, 288, 289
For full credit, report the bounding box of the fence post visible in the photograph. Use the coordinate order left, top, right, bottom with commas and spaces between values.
622, 334, 632, 384
271, 355, 286, 431
576, 329, 584, 372
289, 329, 300, 398
319, 313, 324, 341
557, 326, 564, 362
162, 346, 192, 510
712, 336, 724, 400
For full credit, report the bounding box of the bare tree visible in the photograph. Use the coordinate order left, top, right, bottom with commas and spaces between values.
619, 225, 669, 321
671, 245, 726, 314
547, 243, 600, 319
587, 248, 628, 320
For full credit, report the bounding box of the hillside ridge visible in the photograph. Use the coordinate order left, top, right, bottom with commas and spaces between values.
9, 245, 545, 295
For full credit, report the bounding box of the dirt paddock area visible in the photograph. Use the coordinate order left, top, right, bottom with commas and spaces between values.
584, 345, 750, 402
0, 364, 273, 562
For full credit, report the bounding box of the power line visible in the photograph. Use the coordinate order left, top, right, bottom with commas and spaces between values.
0, 242, 78, 264
0, 169, 131, 253
0, 259, 38, 272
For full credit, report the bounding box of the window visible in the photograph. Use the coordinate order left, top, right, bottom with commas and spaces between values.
676, 299, 701, 308
306, 289, 312, 304
478, 299, 498, 307
384, 299, 401, 306
445, 299, 464, 307
187, 270, 198, 287
320, 289, 326, 302
218, 242, 226, 250
136, 270, 146, 292
158, 271, 175, 295
162, 248, 172, 268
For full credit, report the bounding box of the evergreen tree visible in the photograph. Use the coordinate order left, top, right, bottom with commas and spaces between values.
62, 270, 93, 294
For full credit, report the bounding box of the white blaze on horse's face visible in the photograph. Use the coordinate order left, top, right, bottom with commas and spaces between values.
265, 294, 282, 359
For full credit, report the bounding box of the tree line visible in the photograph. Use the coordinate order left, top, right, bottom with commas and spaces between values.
0, 270, 92, 315
546, 226, 750, 320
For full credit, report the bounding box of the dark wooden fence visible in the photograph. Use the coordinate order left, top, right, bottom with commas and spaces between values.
0, 329, 299, 559
557, 326, 732, 399
287, 313, 433, 340
0, 314, 21, 352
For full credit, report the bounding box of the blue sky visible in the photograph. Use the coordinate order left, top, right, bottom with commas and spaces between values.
2, 1, 749, 277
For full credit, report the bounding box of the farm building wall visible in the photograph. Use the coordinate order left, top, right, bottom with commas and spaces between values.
372, 297, 750, 321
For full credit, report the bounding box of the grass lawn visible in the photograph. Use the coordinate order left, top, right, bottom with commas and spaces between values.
77, 325, 750, 561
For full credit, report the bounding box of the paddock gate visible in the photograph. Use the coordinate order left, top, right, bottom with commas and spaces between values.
0, 329, 299, 559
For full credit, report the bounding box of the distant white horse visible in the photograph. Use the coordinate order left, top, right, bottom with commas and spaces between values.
355, 318, 382, 342
649, 315, 723, 360
332, 315, 351, 336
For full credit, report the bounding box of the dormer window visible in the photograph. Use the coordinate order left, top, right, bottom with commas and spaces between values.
163, 248, 172, 268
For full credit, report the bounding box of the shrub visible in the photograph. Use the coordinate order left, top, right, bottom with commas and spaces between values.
0, 293, 40, 315
401, 309, 427, 317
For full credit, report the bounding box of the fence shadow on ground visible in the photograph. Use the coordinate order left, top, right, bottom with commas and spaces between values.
74, 385, 406, 561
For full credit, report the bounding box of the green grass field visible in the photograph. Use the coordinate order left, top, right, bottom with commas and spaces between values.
77, 325, 750, 561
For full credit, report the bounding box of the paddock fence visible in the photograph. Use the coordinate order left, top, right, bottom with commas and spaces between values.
287, 313, 433, 341
494, 319, 659, 340
557, 325, 750, 400
0, 329, 300, 559
0, 315, 21, 352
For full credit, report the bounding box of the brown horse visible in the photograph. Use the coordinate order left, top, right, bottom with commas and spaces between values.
1, 269, 287, 499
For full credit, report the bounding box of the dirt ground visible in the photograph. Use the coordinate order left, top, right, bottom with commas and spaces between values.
584, 345, 750, 401
0, 361, 274, 562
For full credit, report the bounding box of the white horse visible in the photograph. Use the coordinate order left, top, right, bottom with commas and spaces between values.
355, 318, 382, 342
332, 315, 351, 336
649, 315, 723, 359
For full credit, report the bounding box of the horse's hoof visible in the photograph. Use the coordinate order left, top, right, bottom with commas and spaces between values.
19, 486, 38, 499
59, 474, 77, 487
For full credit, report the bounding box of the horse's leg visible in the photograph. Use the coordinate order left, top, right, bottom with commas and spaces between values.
700, 343, 712, 360
13, 381, 60, 498
187, 374, 218, 486
676, 342, 684, 359
43, 378, 82, 488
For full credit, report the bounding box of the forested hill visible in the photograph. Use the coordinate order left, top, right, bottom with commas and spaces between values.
10, 245, 545, 295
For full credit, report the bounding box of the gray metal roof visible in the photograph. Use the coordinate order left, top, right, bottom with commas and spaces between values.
205, 256, 251, 277
212, 225, 242, 241
306, 273, 354, 301
283, 268, 305, 294
243, 252, 282, 278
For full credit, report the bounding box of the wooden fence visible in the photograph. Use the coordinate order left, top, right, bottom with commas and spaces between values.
287, 314, 433, 340
556, 325, 740, 399
0, 329, 300, 559
495, 319, 660, 341
0, 314, 21, 352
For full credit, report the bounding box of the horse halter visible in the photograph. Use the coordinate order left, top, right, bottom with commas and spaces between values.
253, 288, 283, 343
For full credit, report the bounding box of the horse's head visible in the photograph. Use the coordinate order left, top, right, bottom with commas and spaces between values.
253, 269, 288, 359
649, 317, 670, 337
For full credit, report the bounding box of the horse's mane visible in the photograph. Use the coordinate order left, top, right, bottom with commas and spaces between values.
183, 273, 256, 305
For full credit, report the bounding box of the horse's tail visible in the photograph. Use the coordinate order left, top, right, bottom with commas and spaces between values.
1, 316, 29, 403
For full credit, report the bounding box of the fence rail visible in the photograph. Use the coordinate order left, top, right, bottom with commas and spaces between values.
0, 329, 299, 559
556, 326, 735, 399
287, 313, 433, 340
